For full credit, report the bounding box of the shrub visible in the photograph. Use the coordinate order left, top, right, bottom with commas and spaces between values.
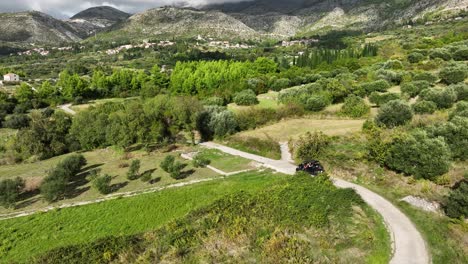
450, 101, 468, 119
429, 48, 452, 61
400, 81, 431, 98
375, 69, 403, 84
140, 171, 152, 182
305, 94, 331, 112
233, 89, 258, 106
127, 159, 141, 180
0, 177, 25, 208
407, 52, 425, 63
369, 92, 400, 106
192, 154, 211, 168
450, 83, 468, 101
383, 60, 404, 69
439, 63, 468, 84
412, 101, 437, 115
40, 171, 68, 203
294, 131, 330, 161
270, 78, 291, 91
92, 174, 112, 195
3, 114, 30, 129
419, 88, 457, 109
427, 116, 468, 160
360, 80, 391, 94
375, 100, 413, 128
443, 180, 468, 218
340, 95, 370, 118
209, 110, 238, 138
412, 72, 438, 84
160, 155, 175, 173
203, 97, 224, 106
453, 47, 468, 61
59, 154, 87, 176
385, 131, 451, 180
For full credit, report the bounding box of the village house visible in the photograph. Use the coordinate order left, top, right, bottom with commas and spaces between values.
3, 73, 20, 82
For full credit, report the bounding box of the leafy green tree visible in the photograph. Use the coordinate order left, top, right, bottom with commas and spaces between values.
407, 52, 425, 63
360, 80, 390, 94
305, 94, 331, 112
15, 83, 34, 103
169, 161, 187, 180
369, 92, 400, 106
375, 100, 413, 128
453, 47, 468, 61
294, 131, 330, 161
160, 155, 175, 173
3, 114, 30, 129
401, 81, 430, 98
429, 48, 452, 61
340, 95, 370, 118
385, 131, 451, 180
127, 159, 141, 180
443, 180, 468, 218
0, 177, 25, 208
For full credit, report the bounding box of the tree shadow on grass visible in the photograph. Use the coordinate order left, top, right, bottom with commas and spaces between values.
15, 188, 41, 209
150, 177, 162, 184
178, 169, 195, 180
81, 163, 104, 173
110, 181, 129, 193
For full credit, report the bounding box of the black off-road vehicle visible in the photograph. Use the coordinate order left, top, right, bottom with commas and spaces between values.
296, 160, 325, 176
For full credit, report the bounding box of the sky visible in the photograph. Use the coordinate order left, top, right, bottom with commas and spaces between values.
0, 0, 251, 18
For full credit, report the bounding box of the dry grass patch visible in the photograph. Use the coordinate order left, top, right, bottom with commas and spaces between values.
237, 118, 365, 141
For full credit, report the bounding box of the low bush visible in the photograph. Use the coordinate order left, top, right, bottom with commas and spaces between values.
419, 88, 458, 109
202, 96, 224, 106
383, 60, 404, 69
160, 155, 187, 180
429, 48, 452, 61
453, 47, 468, 61
412, 101, 437, 115
160, 155, 175, 173
270, 78, 291, 91
439, 63, 468, 84
450, 83, 468, 101
233, 89, 259, 106
375, 69, 403, 84
305, 94, 331, 112
443, 180, 468, 219
340, 95, 370, 118
0, 177, 25, 208
369, 92, 401, 106
412, 72, 438, 84
427, 116, 468, 160
401, 81, 431, 98
360, 80, 391, 94
407, 52, 425, 63
375, 100, 413, 128
385, 131, 451, 180
293, 131, 330, 161
449, 101, 468, 119
192, 154, 211, 168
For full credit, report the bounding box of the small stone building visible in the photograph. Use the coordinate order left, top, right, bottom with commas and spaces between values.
3, 73, 20, 82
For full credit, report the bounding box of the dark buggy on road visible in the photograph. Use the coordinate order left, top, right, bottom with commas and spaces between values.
296, 160, 325, 176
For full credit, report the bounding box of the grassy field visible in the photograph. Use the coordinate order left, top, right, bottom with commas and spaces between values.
236, 118, 365, 141
0, 146, 228, 214
0, 172, 288, 262
197, 148, 254, 172
10, 173, 390, 264
228, 91, 281, 113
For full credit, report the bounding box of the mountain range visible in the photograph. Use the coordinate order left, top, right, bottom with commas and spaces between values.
0, 0, 466, 45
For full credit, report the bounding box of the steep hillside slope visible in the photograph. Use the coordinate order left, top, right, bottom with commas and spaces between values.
99, 7, 259, 41
67, 6, 130, 36
0, 11, 81, 43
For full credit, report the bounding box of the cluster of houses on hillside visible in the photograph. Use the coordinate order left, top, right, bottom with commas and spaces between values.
280, 39, 319, 47
195, 35, 253, 49
16, 46, 79, 57
103, 40, 176, 55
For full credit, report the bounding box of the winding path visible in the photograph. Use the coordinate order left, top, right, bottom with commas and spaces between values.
201, 142, 429, 264
58, 103, 76, 115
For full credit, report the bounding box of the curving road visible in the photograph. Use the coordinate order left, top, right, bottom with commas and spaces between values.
201, 142, 429, 264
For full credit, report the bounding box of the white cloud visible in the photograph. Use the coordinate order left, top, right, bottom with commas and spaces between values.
0, 0, 252, 18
